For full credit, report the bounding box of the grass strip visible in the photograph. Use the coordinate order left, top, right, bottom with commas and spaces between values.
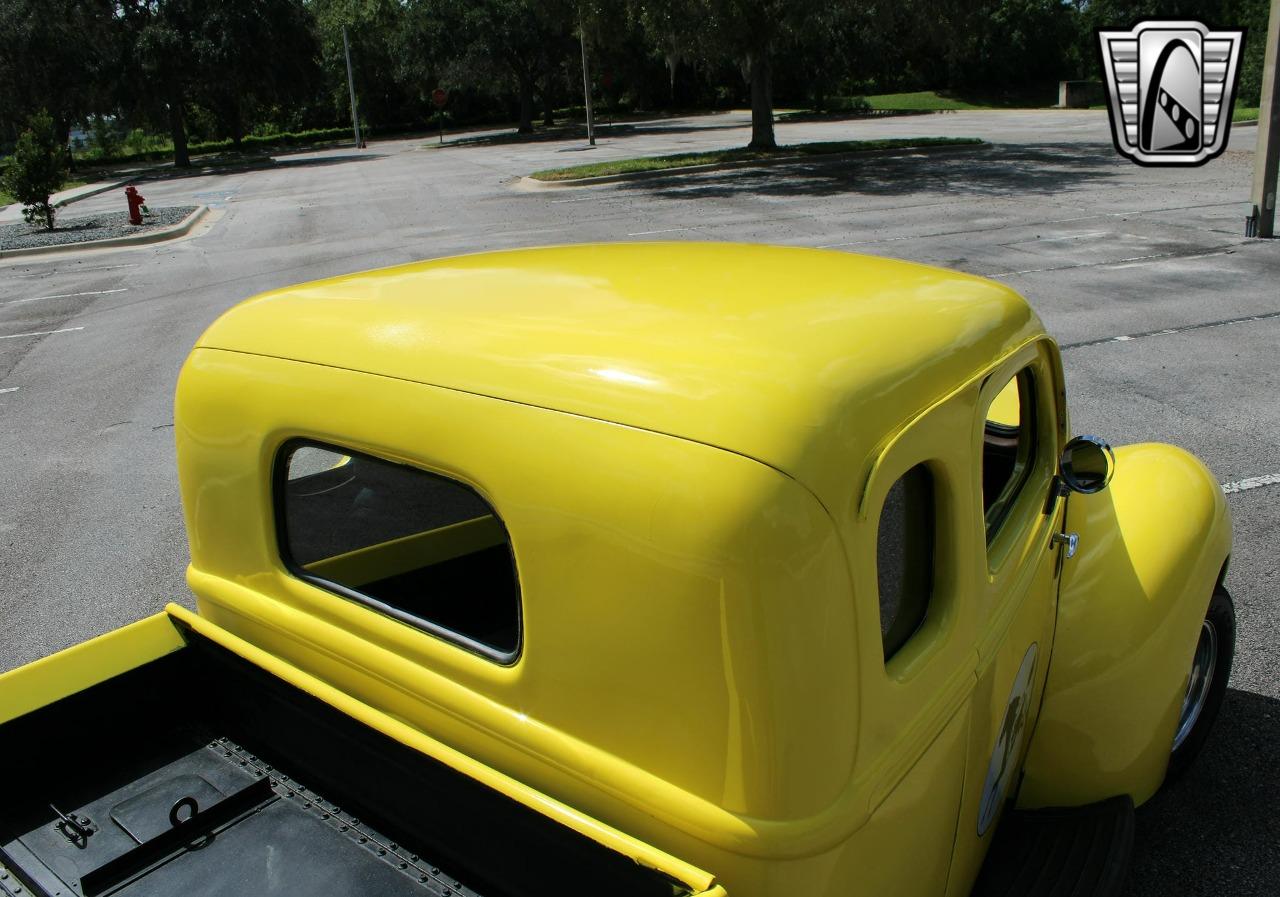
530, 136, 983, 182
0, 179, 87, 208
864, 91, 989, 111
1233, 107, 1259, 123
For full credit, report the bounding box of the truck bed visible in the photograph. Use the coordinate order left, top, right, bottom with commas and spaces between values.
0, 627, 688, 897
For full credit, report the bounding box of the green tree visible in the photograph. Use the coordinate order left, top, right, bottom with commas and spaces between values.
2, 110, 68, 230
1075, 0, 1229, 79
961, 0, 1082, 89
638, 0, 843, 149
118, 0, 202, 167
193, 0, 320, 148
446, 0, 576, 134
1223, 0, 1271, 106
114, 1, 325, 165
632, 0, 706, 103
697, 0, 830, 149
397, 0, 451, 119
312, 0, 424, 133
779, 3, 879, 112
0, 0, 114, 153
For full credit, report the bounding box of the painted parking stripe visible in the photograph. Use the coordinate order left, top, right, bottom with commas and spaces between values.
1222, 474, 1280, 495
1060, 309, 1280, 351
992, 243, 1245, 278
1, 288, 127, 306
0, 326, 85, 340
819, 201, 1248, 249
626, 227, 688, 236
993, 251, 1178, 277
0, 387, 18, 394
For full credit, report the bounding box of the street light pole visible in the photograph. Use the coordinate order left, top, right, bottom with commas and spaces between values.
579, 24, 595, 147
1249, 0, 1280, 236
343, 26, 363, 149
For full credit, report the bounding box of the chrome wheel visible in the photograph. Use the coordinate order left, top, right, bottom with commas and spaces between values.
1173, 620, 1218, 752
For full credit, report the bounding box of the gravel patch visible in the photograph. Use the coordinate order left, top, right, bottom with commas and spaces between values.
0, 206, 198, 251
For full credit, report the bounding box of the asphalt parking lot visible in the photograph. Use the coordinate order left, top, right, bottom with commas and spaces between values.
1, 109, 1277, 894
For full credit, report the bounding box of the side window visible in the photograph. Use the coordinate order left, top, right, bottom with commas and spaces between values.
982, 370, 1037, 541
876, 464, 936, 662
277, 442, 521, 662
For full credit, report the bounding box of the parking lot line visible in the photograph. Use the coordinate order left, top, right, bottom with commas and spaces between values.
1222, 473, 1280, 495
1061, 309, 1280, 351
0, 327, 85, 340
1, 289, 127, 305
0, 387, 18, 394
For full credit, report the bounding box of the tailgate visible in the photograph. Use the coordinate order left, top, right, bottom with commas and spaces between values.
0, 608, 722, 897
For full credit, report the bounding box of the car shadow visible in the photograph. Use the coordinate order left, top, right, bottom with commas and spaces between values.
609, 143, 1127, 201
1123, 687, 1280, 896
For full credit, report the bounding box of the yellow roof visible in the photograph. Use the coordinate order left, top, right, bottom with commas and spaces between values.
197, 243, 1042, 492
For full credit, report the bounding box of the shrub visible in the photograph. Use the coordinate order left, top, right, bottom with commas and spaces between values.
123, 128, 168, 156
90, 115, 122, 159
1, 110, 66, 230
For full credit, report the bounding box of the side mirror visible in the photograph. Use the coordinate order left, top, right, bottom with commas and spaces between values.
1059, 436, 1115, 494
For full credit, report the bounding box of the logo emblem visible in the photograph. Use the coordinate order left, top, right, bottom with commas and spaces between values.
978, 643, 1037, 836
1098, 21, 1244, 166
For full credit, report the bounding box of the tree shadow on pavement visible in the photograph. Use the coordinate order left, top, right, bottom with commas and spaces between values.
612, 143, 1129, 201
135, 152, 384, 185
1123, 688, 1280, 896
446, 117, 751, 150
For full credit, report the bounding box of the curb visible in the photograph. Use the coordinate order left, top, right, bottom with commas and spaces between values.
515, 141, 987, 190
0, 205, 210, 260
53, 179, 132, 209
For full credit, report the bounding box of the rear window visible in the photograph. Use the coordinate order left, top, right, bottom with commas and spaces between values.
876, 464, 936, 662
276, 441, 521, 662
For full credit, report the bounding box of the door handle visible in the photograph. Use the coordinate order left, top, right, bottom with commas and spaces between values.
1052, 532, 1079, 558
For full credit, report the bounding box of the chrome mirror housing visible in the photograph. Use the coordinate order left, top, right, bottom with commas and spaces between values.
1059, 436, 1115, 494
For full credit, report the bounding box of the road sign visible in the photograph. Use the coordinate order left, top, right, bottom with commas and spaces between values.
432, 88, 448, 109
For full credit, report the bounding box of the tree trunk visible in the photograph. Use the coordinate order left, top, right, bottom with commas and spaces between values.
517, 74, 535, 134
57, 117, 75, 172
231, 98, 243, 150
813, 83, 827, 113
169, 99, 190, 167
748, 54, 775, 150
44, 204, 54, 231
541, 76, 555, 127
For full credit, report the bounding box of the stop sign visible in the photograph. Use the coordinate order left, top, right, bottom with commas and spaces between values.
432, 88, 448, 109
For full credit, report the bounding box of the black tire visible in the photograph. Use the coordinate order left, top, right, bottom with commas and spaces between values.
1166, 585, 1235, 782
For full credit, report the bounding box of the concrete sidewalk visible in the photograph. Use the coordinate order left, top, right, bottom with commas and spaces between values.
0, 178, 133, 224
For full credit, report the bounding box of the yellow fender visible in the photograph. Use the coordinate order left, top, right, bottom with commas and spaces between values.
1018, 443, 1231, 808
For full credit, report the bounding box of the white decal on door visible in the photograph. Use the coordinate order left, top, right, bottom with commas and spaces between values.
978, 643, 1038, 836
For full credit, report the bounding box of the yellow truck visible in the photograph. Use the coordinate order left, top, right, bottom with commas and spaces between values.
0, 244, 1234, 897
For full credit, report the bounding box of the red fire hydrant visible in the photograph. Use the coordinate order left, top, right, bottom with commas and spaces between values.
125, 185, 146, 226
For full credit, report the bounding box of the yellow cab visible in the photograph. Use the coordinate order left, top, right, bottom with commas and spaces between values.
0, 243, 1233, 897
